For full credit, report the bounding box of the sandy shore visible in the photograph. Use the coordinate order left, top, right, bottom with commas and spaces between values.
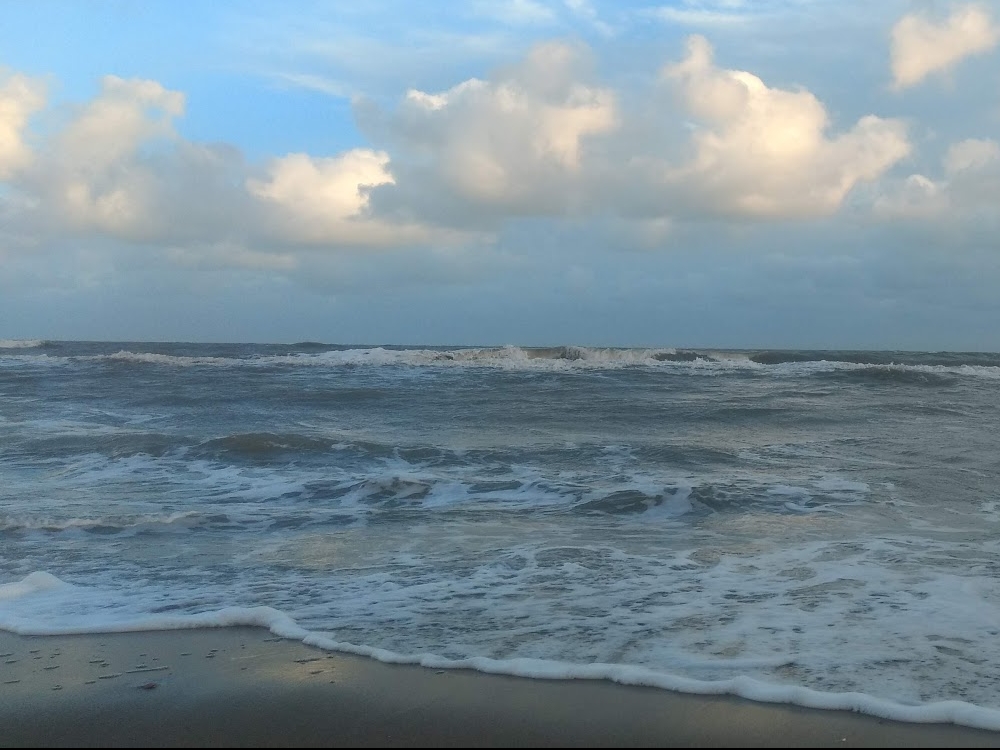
0, 628, 997, 748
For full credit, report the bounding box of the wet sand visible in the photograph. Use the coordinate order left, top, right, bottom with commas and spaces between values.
1, 628, 998, 748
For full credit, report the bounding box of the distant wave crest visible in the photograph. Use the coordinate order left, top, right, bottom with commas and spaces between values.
11, 345, 1000, 380
266, 345, 741, 371
0, 339, 46, 349
102, 350, 231, 366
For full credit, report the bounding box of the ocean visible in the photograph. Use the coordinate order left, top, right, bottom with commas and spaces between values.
2, 339, 1000, 729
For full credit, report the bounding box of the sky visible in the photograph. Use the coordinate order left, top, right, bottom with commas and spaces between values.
1, 0, 999, 350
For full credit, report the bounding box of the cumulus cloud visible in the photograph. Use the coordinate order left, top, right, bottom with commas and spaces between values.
660, 35, 911, 218
0, 70, 46, 180
6, 76, 258, 247
358, 39, 617, 222
890, 3, 1000, 90
247, 148, 462, 246
249, 149, 393, 237
0, 32, 944, 272
357, 35, 912, 227
41, 76, 185, 237
875, 138, 1000, 219
1, 71, 458, 253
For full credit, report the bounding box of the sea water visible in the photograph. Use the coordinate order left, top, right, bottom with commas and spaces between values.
2, 340, 1000, 728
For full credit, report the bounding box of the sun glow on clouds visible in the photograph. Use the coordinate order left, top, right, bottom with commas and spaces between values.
247, 149, 479, 248
661, 35, 910, 218
248, 149, 395, 242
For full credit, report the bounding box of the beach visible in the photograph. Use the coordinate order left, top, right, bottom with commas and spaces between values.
1, 628, 998, 748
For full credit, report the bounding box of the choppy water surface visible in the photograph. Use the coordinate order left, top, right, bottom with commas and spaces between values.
2, 340, 1000, 727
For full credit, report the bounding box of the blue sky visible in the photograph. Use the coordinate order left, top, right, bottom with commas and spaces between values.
1, 0, 999, 349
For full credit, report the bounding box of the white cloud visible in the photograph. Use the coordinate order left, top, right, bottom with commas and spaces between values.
0, 70, 460, 253
890, 3, 1000, 90
0, 71, 46, 179
358, 34, 912, 226
250, 149, 393, 225
0, 28, 964, 281
661, 35, 910, 218
362, 40, 617, 219
58, 76, 184, 170
874, 138, 1000, 219
38, 76, 186, 238
248, 148, 449, 246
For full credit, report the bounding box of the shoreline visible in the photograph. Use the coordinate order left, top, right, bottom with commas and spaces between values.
1, 628, 998, 748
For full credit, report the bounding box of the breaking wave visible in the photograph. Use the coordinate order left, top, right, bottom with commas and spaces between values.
5, 344, 999, 381
0, 339, 46, 349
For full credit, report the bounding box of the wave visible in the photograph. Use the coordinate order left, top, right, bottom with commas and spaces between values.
0, 339, 46, 349
772, 360, 999, 385
0, 346, 765, 371
0, 511, 203, 535
750, 349, 1000, 368
573, 487, 694, 517
816, 365, 959, 387
11, 433, 184, 462
270, 345, 705, 370
8, 345, 1000, 380
102, 350, 235, 367
191, 432, 340, 460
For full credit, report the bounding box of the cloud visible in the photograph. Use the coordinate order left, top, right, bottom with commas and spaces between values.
660, 35, 911, 218
562, 0, 614, 36
356, 34, 911, 226
270, 72, 353, 99
872, 173, 943, 219
874, 138, 1000, 219
247, 148, 459, 246
651, 3, 752, 28
359, 39, 617, 222
248, 149, 393, 236
10, 77, 267, 250
0, 70, 46, 179
0, 29, 945, 282
1, 70, 460, 254
944, 136, 1000, 174
20, 75, 190, 240
890, 3, 1000, 90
